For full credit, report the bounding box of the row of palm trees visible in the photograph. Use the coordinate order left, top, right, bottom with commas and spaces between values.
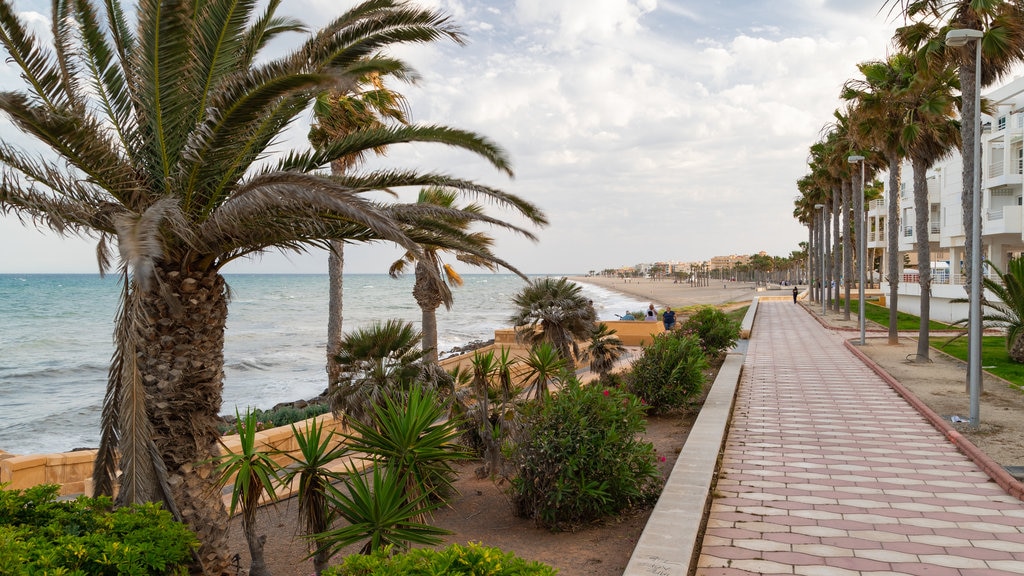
0, 0, 547, 572
794, 0, 1024, 362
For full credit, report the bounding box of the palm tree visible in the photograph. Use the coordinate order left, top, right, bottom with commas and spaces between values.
976, 258, 1024, 362
388, 186, 544, 365
509, 277, 597, 364
584, 322, 627, 382
0, 1, 521, 568
890, 0, 1024, 292
310, 74, 410, 389
844, 57, 911, 344
902, 59, 962, 361
330, 319, 426, 428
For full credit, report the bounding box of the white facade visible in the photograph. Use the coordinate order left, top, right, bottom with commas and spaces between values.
872, 75, 1024, 322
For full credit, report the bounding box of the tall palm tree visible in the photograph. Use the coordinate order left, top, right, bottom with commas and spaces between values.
509, 277, 598, 364
388, 186, 545, 365
890, 0, 1024, 292
310, 74, 410, 389
0, 0, 521, 569
844, 56, 911, 344
901, 58, 962, 360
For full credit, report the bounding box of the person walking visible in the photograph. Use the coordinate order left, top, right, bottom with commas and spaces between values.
792, 286, 799, 303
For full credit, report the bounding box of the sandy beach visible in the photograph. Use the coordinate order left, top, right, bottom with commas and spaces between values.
567, 275, 768, 311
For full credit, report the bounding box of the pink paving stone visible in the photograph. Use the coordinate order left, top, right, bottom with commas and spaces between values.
933, 527, 1014, 540
818, 520, 875, 531
693, 569, 765, 576
704, 527, 763, 540
819, 536, 884, 550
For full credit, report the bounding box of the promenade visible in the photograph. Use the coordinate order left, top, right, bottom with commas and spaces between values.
696, 300, 1024, 575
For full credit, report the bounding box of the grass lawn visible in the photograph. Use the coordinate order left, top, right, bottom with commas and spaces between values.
840, 299, 954, 332
933, 335, 1024, 389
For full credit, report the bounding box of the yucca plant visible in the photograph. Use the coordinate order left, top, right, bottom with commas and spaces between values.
213, 410, 282, 576
342, 386, 470, 513
317, 463, 450, 556
280, 418, 349, 576
522, 342, 571, 401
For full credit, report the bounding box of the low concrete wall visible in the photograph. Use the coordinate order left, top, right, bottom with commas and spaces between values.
622, 351, 745, 575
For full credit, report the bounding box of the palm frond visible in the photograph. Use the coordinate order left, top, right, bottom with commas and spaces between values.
0, 0, 70, 109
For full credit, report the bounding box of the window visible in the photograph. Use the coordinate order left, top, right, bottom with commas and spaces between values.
999, 116, 1007, 130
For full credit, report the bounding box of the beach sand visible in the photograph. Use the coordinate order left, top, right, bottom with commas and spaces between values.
567, 275, 769, 311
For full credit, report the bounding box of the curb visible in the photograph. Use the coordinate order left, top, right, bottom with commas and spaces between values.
844, 340, 1024, 501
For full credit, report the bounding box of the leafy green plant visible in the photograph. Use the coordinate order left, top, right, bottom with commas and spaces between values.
680, 306, 740, 357
508, 380, 659, 530
626, 332, 707, 414
0, 484, 197, 575
280, 418, 349, 576
212, 410, 282, 576
343, 386, 470, 509
220, 403, 330, 434
323, 542, 558, 575
522, 342, 572, 401
453, 348, 525, 478
317, 463, 450, 556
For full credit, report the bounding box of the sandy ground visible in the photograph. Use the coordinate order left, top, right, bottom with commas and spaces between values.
227, 279, 1024, 575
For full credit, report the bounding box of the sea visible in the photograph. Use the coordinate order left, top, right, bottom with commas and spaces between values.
0, 273, 648, 455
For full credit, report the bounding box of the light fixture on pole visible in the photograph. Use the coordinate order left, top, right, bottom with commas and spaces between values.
946, 27, 983, 427
815, 203, 826, 315
848, 154, 866, 345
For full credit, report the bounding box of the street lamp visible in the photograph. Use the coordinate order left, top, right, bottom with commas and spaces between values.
946, 27, 983, 427
816, 203, 826, 315
849, 154, 866, 345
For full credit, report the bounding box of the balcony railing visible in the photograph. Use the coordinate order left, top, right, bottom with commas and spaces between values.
903, 226, 913, 238
990, 157, 1005, 178
989, 208, 1004, 220
930, 223, 941, 234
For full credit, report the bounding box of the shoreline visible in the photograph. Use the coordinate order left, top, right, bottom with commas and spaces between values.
566, 275, 761, 311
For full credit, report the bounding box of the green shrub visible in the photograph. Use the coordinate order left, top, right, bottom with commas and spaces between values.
680, 306, 740, 357
626, 332, 707, 414
0, 484, 197, 575
323, 542, 558, 575
507, 380, 659, 530
220, 402, 330, 434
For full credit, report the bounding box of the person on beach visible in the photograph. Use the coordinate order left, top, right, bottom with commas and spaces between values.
662, 307, 676, 330
792, 286, 799, 303
645, 304, 657, 321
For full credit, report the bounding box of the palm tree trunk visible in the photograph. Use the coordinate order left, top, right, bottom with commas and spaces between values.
413, 260, 444, 365
843, 179, 853, 320
245, 511, 271, 576
887, 154, 902, 345
824, 204, 832, 309
133, 266, 232, 574
913, 156, 932, 361
327, 240, 345, 387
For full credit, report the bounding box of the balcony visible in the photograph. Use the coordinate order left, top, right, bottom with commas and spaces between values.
984, 205, 1024, 236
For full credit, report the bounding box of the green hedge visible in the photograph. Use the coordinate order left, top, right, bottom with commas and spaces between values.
0, 484, 197, 575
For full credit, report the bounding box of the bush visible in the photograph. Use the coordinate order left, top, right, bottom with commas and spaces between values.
323, 542, 558, 575
507, 380, 659, 530
0, 484, 197, 575
220, 402, 330, 434
626, 332, 707, 414
680, 306, 740, 357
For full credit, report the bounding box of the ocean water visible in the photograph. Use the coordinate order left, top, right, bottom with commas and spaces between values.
0, 273, 647, 455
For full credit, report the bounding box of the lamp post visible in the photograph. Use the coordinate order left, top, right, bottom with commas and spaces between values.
946, 27, 983, 427
848, 155, 866, 345
816, 203, 826, 315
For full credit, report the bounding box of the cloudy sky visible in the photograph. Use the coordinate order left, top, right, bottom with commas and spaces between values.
0, 0, 917, 274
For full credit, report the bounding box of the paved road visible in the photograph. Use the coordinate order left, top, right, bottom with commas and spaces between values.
695, 300, 1024, 576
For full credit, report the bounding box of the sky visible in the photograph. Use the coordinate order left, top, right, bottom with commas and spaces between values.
0, 0, 917, 274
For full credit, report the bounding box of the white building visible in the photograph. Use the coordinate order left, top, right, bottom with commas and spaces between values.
872, 75, 1024, 323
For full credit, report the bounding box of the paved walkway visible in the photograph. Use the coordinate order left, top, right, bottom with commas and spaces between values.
696, 300, 1024, 576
